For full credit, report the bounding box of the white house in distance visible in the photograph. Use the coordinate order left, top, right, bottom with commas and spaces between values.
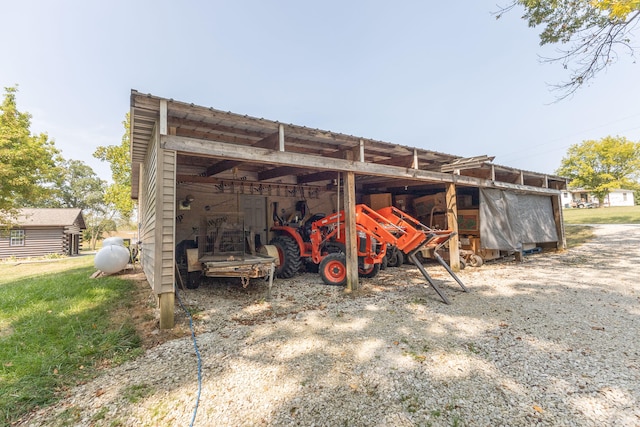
561, 188, 635, 208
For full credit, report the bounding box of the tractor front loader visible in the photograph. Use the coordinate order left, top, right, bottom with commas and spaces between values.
375, 206, 468, 304
269, 204, 396, 286
269, 203, 468, 302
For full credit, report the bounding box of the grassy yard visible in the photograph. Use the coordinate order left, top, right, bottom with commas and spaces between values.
562, 206, 639, 248
0, 255, 143, 426
562, 205, 640, 224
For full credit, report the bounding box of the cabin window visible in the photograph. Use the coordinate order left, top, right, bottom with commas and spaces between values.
10, 230, 25, 246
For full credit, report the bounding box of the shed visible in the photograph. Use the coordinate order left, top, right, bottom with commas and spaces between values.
0, 208, 86, 259
130, 90, 567, 328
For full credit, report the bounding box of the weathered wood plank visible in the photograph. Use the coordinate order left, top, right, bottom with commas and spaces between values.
162, 135, 561, 196
445, 183, 460, 272
344, 171, 359, 292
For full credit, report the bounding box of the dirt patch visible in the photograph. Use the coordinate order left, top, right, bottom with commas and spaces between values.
108, 270, 191, 350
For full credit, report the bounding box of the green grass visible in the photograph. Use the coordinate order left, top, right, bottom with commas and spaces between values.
562, 205, 640, 224
0, 255, 143, 426
564, 225, 597, 248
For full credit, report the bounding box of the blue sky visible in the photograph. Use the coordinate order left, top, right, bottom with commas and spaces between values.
2, 1, 639, 181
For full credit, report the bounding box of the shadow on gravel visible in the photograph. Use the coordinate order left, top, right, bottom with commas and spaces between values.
26, 225, 640, 426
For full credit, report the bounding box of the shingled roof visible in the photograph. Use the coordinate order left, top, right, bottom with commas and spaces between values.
16, 208, 86, 229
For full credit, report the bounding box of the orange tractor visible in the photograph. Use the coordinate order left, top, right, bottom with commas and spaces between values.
269, 203, 467, 303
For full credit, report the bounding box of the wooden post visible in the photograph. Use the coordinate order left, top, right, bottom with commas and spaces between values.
445, 183, 461, 272
551, 193, 566, 250
158, 292, 175, 329
159, 99, 168, 136
158, 101, 175, 329
343, 150, 359, 292
278, 124, 285, 152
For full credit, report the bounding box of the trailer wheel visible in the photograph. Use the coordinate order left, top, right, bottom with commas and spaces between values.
359, 262, 380, 278
469, 254, 484, 267
269, 235, 302, 278
319, 253, 347, 286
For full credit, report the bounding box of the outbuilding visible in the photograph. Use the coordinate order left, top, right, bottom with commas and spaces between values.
130, 91, 567, 328
0, 208, 86, 259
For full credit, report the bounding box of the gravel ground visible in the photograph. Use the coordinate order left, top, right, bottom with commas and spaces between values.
17, 224, 640, 426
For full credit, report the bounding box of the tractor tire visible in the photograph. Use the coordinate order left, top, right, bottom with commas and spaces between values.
387, 250, 404, 268
269, 235, 302, 278
380, 255, 388, 270
319, 253, 347, 286
359, 262, 381, 279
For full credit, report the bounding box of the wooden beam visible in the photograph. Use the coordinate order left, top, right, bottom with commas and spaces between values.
258, 166, 305, 181
205, 159, 243, 176
203, 132, 281, 176
158, 292, 175, 329
344, 171, 359, 292
297, 170, 339, 184
551, 193, 566, 250
278, 124, 285, 151
372, 154, 416, 168
159, 100, 168, 136
162, 135, 561, 196
445, 183, 460, 272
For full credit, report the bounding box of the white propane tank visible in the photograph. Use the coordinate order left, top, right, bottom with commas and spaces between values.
102, 237, 125, 247
94, 241, 130, 274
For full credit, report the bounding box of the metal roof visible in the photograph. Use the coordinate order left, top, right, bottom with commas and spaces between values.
130, 90, 567, 197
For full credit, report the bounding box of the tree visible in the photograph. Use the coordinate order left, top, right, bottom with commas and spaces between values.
497, 0, 640, 99
0, 86, 61, 225
53, 159, 106, 209
21, 158, 107, 210
83, 208, 117, 250
556, 136, 640, 204
94, 113, 134, 222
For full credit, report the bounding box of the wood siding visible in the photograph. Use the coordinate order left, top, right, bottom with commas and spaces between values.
158, 144, 176, 294
0, 227, 65, 259
139, 125, 159, 290
138, 123, 176, 294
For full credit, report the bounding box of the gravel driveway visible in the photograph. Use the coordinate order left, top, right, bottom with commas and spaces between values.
18, 224, 640, 426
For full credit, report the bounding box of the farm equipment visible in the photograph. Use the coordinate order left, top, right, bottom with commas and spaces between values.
269, 203, 468, 303
180, 213, 278, 297
270, 203, 395, 284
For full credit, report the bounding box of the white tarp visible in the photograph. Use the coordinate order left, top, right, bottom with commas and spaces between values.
479, 188, 559, 251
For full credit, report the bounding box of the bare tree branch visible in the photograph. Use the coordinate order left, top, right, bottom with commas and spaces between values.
497, 2, 640, 100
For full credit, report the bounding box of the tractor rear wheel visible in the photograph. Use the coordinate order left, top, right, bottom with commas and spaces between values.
319, 253, 347, 286
269, 235, 302, 278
